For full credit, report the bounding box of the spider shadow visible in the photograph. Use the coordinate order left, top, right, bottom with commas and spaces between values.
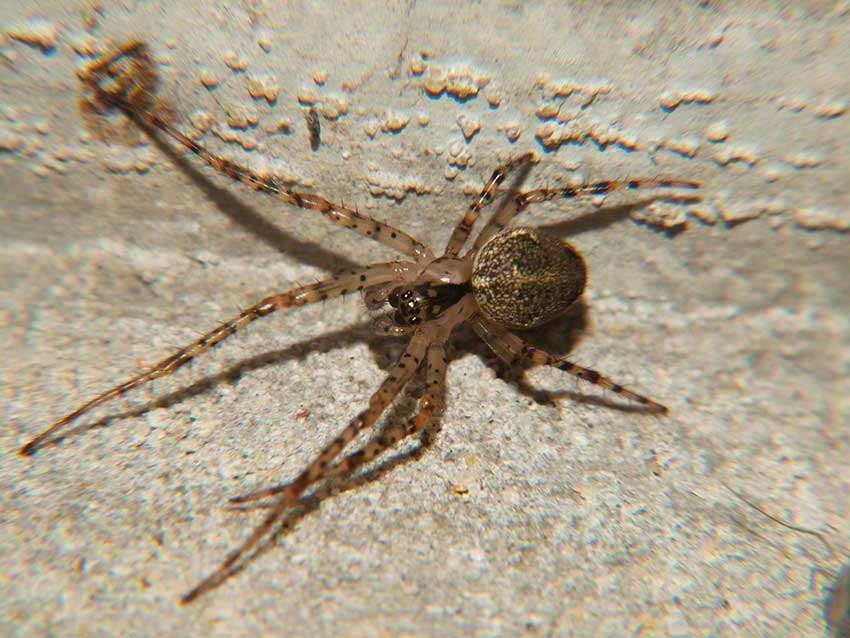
535, 193, 700, 240
40, 319, 391, 450
31, 294, 658, 600
171, 333, 439, 602
178, 297, 663, 598
36, 315, 434, 451
185, 404, 441, 602
31, 148, 678, 594
133, 115, 362, 273
447, 300, 663, 415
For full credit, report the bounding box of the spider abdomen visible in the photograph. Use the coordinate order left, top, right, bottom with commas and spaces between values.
471, 227, 587, 329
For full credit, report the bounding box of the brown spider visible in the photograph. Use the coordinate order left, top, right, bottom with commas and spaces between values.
19, 41, 698, 603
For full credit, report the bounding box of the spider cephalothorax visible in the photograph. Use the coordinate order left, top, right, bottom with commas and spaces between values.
385, 226, 586, 331
20, 40, 698, 604
387, 282, 472, 327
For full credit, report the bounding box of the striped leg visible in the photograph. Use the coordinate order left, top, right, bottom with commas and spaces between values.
471, 177, 699, 253
443, 152, 535, 257
19, 263, 405, 456
470, 315, 668, 413
181, 332, 433, 603
230, 343, 448, 504
79, 41, 434, 263
331, 343, 447, 474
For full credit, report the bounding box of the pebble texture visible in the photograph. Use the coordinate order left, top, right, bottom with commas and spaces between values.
2, 2, 848, 637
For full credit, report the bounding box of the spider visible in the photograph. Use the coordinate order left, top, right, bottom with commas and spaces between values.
19, 40, 699, 603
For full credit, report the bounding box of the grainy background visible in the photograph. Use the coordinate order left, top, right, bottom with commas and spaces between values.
2, 1, 848, 637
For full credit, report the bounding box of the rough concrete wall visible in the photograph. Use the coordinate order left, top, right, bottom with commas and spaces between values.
2, 1, 848, 637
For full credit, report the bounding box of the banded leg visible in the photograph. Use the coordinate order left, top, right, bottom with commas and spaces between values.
470, 315, 668, 413
231, 343, 448, 504
19, 263, 405, 456
181, 332, 432, 603
443, 152, 535, 257
79, 41, 434, 263
471, 177, 699, 253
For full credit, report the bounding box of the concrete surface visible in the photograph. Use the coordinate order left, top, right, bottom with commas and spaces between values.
2, 1, 848, 637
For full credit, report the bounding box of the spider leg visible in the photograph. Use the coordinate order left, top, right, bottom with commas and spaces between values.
471, 177, 699, 252
470, 315, 668, 413
230, 343, 447, 503
180, 332, 433, 604
327, 342, 447, 476
443, 152, 535, 257
78, 41, 434, 263
19, 263, 407, 455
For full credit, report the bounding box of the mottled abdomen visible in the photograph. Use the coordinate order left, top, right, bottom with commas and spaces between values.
471, 227, 587, 329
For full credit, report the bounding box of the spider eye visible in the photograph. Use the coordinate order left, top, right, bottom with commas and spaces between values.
388, 289, 401, 307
